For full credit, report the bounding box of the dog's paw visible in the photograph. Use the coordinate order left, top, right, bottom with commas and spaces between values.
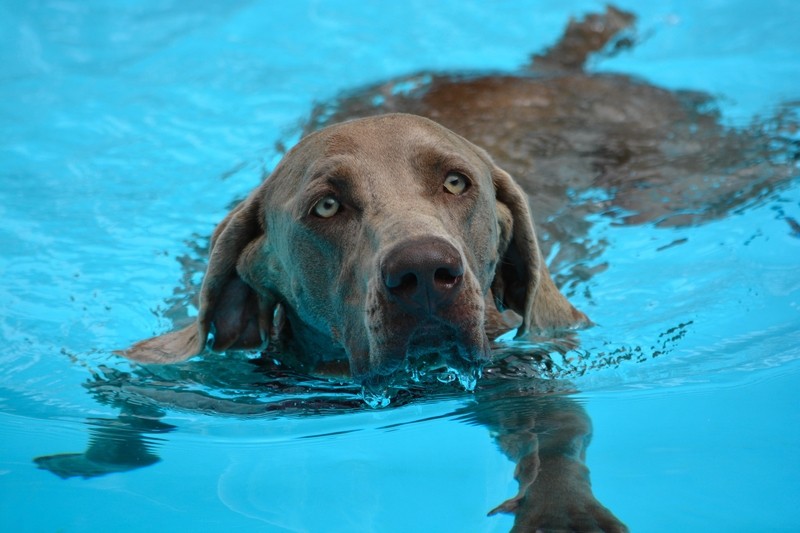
518, 498, 628, 533
503, 456, 628, 533
487, 495, 522, 516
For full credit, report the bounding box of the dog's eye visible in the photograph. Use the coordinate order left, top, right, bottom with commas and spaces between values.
443, 172, 469, 195
312, 196, 340, 218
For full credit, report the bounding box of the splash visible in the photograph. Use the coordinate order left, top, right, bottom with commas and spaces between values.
358, 358, 484, 408
360, 384, 392, 409
454, 365, 481, 392
360, 374, 394, 409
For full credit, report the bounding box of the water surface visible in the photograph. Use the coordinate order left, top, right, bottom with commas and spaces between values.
1, 1, 799, 531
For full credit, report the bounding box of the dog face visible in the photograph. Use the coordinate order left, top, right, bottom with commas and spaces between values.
260, 114, 504, 378
119, 114, 588, 383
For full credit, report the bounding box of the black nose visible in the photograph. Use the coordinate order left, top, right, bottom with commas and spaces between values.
381, 237, 464, 314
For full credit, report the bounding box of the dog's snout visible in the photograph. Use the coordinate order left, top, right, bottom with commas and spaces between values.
381, 237, 464, 314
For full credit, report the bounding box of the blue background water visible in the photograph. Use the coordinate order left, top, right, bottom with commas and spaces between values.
1, 1, 799, 531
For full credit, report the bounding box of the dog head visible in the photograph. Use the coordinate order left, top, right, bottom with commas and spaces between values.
119, 114, 589, 383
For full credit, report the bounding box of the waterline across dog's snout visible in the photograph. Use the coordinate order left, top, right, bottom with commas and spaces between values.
360, 344, 487, 409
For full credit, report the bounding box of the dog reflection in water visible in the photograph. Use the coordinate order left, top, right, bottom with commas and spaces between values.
36, 366, 624, 532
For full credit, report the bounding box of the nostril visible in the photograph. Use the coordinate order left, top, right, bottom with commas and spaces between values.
434, 267, 462, 289
381, 237, 465, 312
387, 272, 419, 297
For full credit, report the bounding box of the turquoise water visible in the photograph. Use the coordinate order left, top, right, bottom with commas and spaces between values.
2, 1, 799, 531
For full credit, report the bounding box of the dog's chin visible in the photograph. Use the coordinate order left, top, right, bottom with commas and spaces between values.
359, 316, 491, 403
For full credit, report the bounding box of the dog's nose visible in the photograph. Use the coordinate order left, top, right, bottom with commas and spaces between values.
381, 237, 464, 314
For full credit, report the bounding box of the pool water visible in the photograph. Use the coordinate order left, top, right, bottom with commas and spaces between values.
2, 1, 799, 532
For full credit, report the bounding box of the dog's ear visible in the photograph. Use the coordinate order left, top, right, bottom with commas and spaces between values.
118, 188, 276, 363
491, 167, 590, 336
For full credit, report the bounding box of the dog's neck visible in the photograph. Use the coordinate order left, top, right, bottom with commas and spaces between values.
267, 306, 352, 377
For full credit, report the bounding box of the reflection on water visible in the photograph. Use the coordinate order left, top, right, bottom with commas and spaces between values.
34, 362, 627, 531
34, 415, 173, 479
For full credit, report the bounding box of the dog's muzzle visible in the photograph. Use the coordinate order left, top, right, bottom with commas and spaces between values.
381, 236, 465, 315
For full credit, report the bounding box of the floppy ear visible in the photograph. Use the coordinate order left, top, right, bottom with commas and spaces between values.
490, 167, 590, 336
117, 188, 277, 363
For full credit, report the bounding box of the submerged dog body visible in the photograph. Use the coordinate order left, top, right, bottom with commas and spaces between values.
120, 114, 588, 383
119, 5, 798, 386
106, 7, 800, 531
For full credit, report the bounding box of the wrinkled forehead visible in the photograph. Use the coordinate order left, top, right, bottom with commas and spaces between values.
303, 114, 491, 177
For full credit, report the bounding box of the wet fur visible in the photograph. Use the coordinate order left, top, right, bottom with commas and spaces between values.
120, 114, 589, 382
113, 6, 799, 532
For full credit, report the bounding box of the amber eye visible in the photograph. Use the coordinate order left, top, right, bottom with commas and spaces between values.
312, 196, 340, 218
443, 172, 469, 195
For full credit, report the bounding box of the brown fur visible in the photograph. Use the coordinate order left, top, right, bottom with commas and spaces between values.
119, 114, 588, 381
112, 7, 798, 530
304, 10, 796, 284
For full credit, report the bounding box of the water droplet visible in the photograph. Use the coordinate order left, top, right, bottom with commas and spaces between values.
405, 360, 424, 383
361, 389, 391, 409
456, 365, 480, 392
360, 378, 392, 408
